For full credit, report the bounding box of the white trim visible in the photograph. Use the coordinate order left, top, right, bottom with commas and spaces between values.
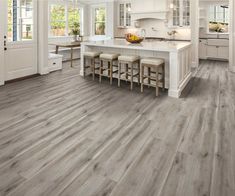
0, 0, 6, 85
229, 0, 234, 72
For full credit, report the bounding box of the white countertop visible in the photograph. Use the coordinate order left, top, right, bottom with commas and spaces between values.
81, 39, 191, 52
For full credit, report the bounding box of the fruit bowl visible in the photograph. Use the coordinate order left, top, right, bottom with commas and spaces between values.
125, 33, 144, 44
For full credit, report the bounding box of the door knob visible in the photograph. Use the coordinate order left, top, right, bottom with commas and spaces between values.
4, 48, 7, 51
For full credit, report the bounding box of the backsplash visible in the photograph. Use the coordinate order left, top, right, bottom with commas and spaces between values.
115, 19, 191, 40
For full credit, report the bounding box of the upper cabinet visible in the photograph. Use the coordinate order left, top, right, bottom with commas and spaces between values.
171, 0, 190, 27
131, 0, 167, 13
118, 2, 131, 28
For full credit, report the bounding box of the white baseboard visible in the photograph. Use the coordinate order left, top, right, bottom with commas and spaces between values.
191, 61, 197, 68
39, 68, 49, 75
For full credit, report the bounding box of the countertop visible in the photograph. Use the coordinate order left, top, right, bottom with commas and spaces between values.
82, 39, 191, 52
114, 37, 191, 42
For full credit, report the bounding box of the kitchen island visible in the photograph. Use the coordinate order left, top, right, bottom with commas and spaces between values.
80, 39, 192, 98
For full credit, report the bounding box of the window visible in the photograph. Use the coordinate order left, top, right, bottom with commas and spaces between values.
94, 7, 106, 35
49, 5, 66, 36
49, 3, 82, 37
208, 5, 229, 33
8, 0, 33, 42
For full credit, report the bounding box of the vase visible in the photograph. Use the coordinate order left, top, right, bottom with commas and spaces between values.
73, 35, 79, 42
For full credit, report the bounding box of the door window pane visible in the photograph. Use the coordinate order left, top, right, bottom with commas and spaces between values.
8, 0, 33, 42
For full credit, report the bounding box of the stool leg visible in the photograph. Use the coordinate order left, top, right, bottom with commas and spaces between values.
92, 59, 95, 81
156, 68, 159, 97
138, 61, 140, 85
162, 64, 165, 92
110, 60, 113, 85
148, 67, 151, 88
130, 63, 133, 91
118, 62, 121, 87
141, 65, 144, 93
83, 57, 86, 77
108, 61, 111, 79
99, 60, 103, 83
125, 64, 128, 81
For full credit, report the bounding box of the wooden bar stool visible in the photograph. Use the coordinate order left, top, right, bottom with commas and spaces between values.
83, 52, 101, 80
99, 53, 120, 85
140, 58, 165, 96
118, 55, 140, 90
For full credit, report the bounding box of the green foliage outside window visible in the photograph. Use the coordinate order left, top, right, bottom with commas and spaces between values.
50, 4, 80, 36
95, 8, 106, 35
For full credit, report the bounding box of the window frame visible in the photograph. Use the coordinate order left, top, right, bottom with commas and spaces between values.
48, 1, 83, 38
91, 4, 107, 36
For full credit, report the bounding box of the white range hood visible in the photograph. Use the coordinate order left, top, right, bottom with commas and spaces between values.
131, 10, 169, 21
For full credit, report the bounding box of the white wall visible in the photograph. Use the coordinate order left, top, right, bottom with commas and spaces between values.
191, 0, 199, 68
38, 0, 49, 75
115, 20, 191, 40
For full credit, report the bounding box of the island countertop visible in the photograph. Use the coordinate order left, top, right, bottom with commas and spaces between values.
81, 39, 191, 52
80, 39, 192, 98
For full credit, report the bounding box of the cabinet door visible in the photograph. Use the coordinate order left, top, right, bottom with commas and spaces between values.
171, 0, 190, 27
199, 40, 207, 59
182, 0, 190, 26
126, 3, 131, 27
218, 46, 229, 60
119, 4, 125, 27
172, 0, 180, 26
207, 45, 218, 58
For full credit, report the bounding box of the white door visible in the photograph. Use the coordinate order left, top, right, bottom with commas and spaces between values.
0, 0, 6, 85
0, 0, 37, 83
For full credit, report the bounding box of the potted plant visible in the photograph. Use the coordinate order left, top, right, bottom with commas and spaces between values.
70, 22, 80, 42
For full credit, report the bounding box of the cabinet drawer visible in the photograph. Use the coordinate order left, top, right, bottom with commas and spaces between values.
48, 58, 62, 72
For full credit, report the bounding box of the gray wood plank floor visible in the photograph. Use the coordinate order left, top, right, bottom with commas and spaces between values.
0, 60, 234, 196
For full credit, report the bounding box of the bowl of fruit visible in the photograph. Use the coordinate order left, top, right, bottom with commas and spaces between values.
125, 33, 144, 44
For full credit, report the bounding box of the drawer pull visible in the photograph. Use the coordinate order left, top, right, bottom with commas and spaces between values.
53, 62, 56, 65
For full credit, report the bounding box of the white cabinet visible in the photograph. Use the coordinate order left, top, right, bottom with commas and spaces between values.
171, 0, 190, 27
131, 0, 167, 13
199, 39, 207, 59
200, 39, 229, 60
218, 46, 229, 60
207, 45, 229, 60
48, 53, 63, 72
207, 45, 218, 58
118, 2, 131, 28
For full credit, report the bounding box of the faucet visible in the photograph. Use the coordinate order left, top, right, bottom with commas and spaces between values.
167, 30, 177, 40
141, 29, 146, 39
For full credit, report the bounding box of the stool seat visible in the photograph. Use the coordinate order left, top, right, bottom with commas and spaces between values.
141, 58, 164, 66
84, 52, 101, 58
118, 55, 140, 62
100, 53, 119, 60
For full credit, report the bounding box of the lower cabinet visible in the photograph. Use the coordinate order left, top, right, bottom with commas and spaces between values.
48, 53, 63, 72
199, 39, 229, 61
